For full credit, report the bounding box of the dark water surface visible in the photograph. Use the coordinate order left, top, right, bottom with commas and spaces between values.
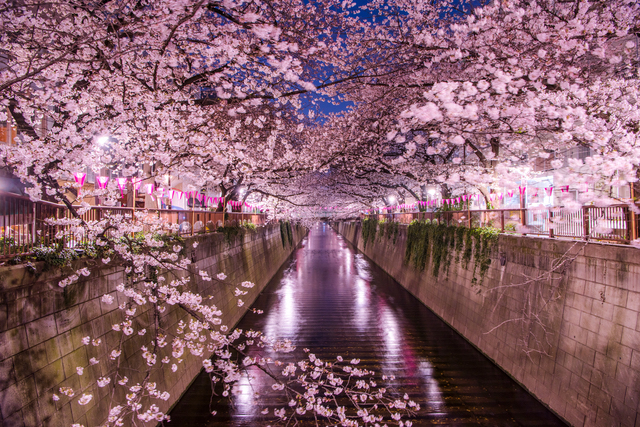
169, 224, 566, 426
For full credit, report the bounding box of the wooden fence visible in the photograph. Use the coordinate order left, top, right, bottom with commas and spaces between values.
0, 191, 267, 259
364, 205, 639, 244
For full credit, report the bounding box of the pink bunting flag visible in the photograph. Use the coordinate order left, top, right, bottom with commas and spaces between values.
132, 179, 143, 191
561, 185, 569, 192
498, 193, 504, 200
518, 186, 526, 195
545, 187, 553, 196
96, 176, 109, 189
74, 172, 86, 187
508, 190, 514, 197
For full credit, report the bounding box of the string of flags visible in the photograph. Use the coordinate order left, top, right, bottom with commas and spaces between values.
362, 184, 585, 215
73, 174, 265, 213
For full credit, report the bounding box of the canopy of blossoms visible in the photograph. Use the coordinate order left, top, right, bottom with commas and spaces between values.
1, 0, 639, 425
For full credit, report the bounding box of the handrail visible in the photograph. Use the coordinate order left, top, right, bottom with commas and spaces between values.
0, 191, 267, 260
362, 204, 639, 245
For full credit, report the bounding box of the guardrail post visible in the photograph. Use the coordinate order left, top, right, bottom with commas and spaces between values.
500, 210, 505, 232
520, 209, 527, 235
630, 207, 638, 241
32, 202, 37, 245
582, 206, 589, 240
548, 208, 554, 239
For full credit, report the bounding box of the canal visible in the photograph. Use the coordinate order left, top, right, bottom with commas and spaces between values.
169, 223, 566, 426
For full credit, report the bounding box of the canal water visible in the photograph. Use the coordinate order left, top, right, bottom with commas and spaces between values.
169, 223, 566, 426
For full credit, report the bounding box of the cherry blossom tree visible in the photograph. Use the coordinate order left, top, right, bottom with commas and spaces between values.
321, 0, 640, 206
2, 0, 640, 424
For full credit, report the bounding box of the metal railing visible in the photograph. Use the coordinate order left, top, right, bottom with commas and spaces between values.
364, 205, 639, 244
0, 191, 267, 260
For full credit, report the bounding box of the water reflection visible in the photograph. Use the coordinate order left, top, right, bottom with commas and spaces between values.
170, 224, 566, 426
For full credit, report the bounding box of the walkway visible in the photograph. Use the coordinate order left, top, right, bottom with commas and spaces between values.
169, 223, 566, 426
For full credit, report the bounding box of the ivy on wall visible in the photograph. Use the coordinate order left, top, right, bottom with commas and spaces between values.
362, 218, 400, 248
361, 216, 378, 248
280, 220, 294, 247
403, 220, 498, 281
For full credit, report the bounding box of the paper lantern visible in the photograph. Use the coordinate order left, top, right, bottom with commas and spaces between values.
74, 172, 86, 187
116, 178, 127, 196
96, 176, 109, 189
146, 183, 154, 195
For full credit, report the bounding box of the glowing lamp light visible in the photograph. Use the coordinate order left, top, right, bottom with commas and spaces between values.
74, 172, 86, 187
96, 136, 109, 146
96, 176, 109, 189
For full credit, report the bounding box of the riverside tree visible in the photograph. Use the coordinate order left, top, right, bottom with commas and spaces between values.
320, 0, 640, 206
1, 0, 640, 425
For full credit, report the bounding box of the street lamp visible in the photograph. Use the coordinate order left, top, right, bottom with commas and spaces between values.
96, 136, 109, 146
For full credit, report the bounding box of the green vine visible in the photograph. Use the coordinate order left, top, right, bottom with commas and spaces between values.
279, 220, 294, 247
462, 229, 474, 268
218, 224, 243, 244
469, 227, 499, 284
404, 220, 498, 280
387, 221, 399, 244
361, 217, 378, 248
454, 226, 466, 264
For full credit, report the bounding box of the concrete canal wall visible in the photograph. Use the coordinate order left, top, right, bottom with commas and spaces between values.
0, 223, 306, 426
334, 220, 640, 427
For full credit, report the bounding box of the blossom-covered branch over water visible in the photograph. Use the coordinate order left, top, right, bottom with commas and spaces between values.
1, 0, 639, 424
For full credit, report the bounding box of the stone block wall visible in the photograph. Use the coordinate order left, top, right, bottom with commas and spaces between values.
334, 221, 640, 427
0, 224, 305, 426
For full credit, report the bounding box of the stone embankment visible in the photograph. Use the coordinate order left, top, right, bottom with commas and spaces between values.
0, 223, 305, 426
334, 220, 640, 427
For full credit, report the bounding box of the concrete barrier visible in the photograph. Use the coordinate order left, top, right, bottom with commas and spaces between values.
0, 223, 306, 426
334, 220, 640, 427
